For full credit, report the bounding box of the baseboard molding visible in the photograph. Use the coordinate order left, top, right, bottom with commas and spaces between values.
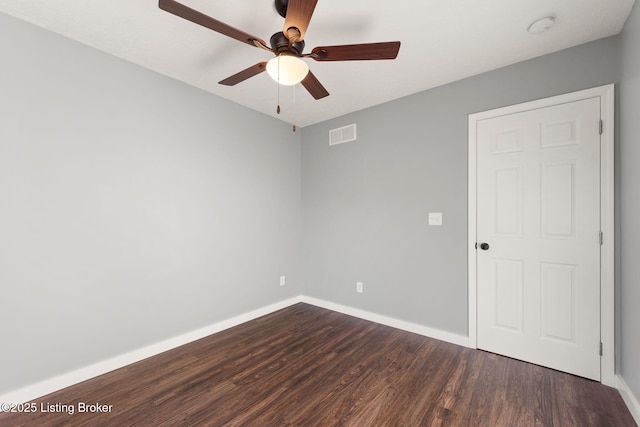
301, 296, 470, 348
617, 375, 640, 425
1, 296, 472, 404
5, 294, 635, 420
0, 296, 303, 405
4, 294, 635, 422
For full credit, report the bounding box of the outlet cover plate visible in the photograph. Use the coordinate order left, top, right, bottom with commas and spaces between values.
429, 212, 443, 225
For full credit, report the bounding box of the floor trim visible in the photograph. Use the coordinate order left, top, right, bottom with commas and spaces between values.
0, 296, 303, 405
617, 375, 640, 425
10, 295, 631, 415
1, 296, 470, 404
302, 296, 470, 348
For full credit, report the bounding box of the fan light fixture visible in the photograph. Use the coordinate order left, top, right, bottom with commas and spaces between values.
158, 0, 401, 100
267, 54, 309, 86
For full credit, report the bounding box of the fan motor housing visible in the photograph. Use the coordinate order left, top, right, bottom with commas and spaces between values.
270, 31, 305, 55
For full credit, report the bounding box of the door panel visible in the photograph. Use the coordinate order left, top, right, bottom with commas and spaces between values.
541, 161, 576, 238
540, 263, 577, 343
494, 167, 523, 237
476, 97, 601, 381
493, 259, 523, 332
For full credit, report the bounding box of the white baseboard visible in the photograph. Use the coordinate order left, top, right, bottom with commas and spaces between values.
617, 375, 640, 425
301, 296, 470, 348
0, 296, 303, 405
5, 296, 634, 421
1, 296, 472, 404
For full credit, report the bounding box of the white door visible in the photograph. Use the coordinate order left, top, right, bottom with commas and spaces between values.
476, 97, 602, 381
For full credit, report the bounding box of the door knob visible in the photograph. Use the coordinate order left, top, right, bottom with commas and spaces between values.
479, 243, 490, 250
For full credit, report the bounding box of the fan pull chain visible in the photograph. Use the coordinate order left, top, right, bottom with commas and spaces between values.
292, 84, 297, 132
276, 56, 281, 115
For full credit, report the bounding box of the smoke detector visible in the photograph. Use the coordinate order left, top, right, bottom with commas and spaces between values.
528, 16, 556, 34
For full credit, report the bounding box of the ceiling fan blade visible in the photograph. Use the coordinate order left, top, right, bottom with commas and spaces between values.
159, 0, 266, 48
311, 41, 401, 61
301, 71, 329, 100
219, 62, 268, 86
283, 0, 318, 41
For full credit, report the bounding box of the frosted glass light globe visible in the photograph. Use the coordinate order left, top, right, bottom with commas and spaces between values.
266, 55, 309, 86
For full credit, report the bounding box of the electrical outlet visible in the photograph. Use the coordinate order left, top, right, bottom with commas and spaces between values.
280, 275, 286, 286
356, 281, 363, 293
428, 212, 443, 226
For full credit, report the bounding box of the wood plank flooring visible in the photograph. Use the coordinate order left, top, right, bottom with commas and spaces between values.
0, 303, 635, 426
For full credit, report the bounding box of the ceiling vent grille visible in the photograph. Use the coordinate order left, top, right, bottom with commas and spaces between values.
329, 124, 357, 146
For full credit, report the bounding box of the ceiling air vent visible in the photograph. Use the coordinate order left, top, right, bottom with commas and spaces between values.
329, 124, 357, 146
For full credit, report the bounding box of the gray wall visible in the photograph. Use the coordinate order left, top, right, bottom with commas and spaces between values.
3, 4, 638, 400
301, 36, 620, 336
0, 12, 302, 393
620, 1, 640, 401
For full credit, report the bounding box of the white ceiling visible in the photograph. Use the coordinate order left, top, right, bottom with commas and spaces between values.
0, 0, 635, 127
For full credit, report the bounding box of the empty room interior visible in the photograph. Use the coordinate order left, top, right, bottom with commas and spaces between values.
1, 0, 639, 425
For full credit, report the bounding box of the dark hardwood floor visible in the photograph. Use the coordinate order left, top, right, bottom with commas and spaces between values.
1, 303, 635, 426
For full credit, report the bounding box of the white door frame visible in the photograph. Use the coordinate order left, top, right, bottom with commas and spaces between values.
467, 84, 615, 386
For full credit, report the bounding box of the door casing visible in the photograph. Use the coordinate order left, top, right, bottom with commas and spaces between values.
467, 84, 615, 386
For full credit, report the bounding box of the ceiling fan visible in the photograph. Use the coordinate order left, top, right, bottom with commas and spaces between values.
158, 0, 401, 100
